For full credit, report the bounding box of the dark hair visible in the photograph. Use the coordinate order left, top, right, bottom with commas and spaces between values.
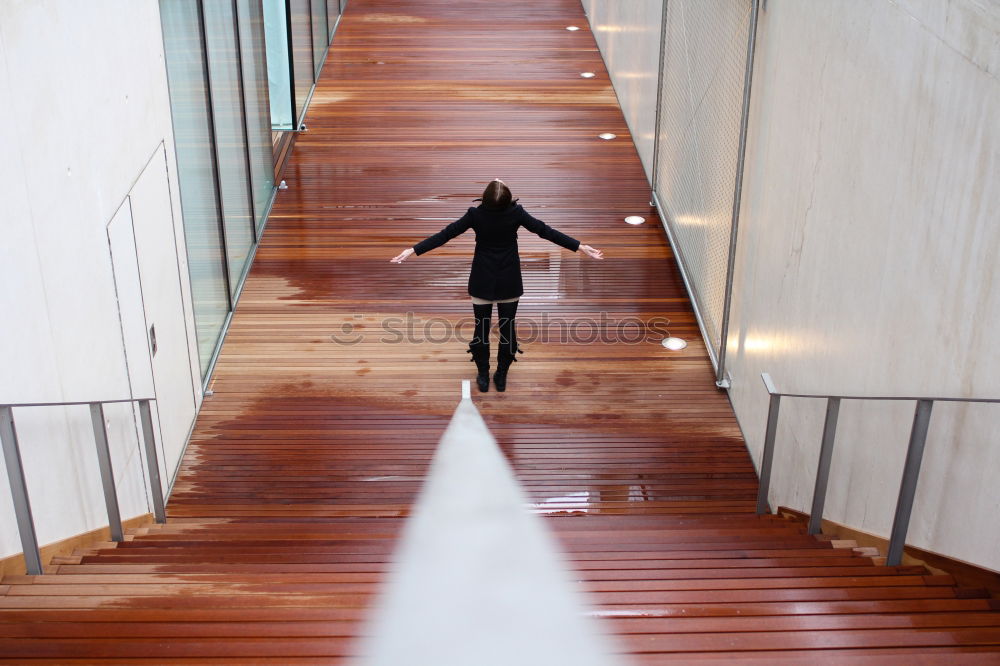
475, 180, 517, 210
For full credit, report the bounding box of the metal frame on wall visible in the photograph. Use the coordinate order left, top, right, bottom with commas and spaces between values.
649, 0, 761, 389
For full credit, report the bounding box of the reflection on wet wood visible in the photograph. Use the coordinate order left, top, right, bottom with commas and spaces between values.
2, 0, 999, 661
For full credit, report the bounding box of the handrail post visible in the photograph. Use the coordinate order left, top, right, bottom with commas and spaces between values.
138, 400, 166, 524
649, 0, 669, 205
886, 399, 934, 566
755, 388, 782, 515
715, 0, 761, 388
807, 397, 841, 535
89, 403, 124, 542
0, 406, 44, 575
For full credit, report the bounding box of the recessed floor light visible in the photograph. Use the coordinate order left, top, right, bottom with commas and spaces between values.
580, 72, 596, 78
662, 337, 688, 351
598, 133, 617, 140
566, 26, 580, 31
625, 216, 645, 225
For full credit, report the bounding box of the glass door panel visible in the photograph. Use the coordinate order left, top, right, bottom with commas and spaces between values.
262, 0, 294, 130
311, 0, 328, 78
327, 0, 340, 41
237, 0, 276, 234
290, 0, 314, 126
203, 0, 255, 297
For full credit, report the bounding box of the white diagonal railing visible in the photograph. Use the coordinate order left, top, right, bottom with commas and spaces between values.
358, 381, 625, 666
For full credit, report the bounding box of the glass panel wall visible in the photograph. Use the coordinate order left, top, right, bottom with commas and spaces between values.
290, 0, 314, 126
236, 0, 276, 235
262, 0, 294, 130
311, 0, 328, 78
161, 0, 342, 380
159, 0, 231, 377
203, 1, 255, 298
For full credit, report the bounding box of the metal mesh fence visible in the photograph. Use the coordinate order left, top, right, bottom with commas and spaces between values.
654, 0, 753, 362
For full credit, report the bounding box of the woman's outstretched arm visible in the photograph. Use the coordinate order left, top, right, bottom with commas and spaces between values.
390, 209, 474, 263
518, 208, 604, 259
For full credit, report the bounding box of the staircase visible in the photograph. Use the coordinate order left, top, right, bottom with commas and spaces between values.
2, 505, 998, 661
552, 514, 1000, 662
3, 0, 999, 661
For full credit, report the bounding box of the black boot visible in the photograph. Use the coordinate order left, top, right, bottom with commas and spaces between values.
469, 343, 491, 392
468, 303, 493, 393
493, 346, 520, 392
494, 300, 522, 392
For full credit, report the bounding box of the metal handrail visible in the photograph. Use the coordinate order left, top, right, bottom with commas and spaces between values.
0, 398, 153, 408
0, 398, 165, 575
756, 373, 999, 566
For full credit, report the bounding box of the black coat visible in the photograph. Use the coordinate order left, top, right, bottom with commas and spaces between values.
413, 203, 581, 300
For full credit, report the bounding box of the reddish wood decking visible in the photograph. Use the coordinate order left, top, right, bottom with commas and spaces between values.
2, 0, 998, 662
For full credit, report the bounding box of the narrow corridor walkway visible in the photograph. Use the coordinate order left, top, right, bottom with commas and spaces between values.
1, 1, 999, 662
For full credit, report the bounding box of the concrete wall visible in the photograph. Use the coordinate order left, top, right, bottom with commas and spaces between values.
0, 1, 201, 560
586, 0, 1000, 570
728, 0, 1000, 571
581, 0, 661, 182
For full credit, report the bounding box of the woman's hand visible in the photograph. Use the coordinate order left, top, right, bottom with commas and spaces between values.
390, 248, 415, 263
580, 244, 604, 260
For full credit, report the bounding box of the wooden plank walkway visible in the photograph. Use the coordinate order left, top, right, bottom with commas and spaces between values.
2, 0, 998, 662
